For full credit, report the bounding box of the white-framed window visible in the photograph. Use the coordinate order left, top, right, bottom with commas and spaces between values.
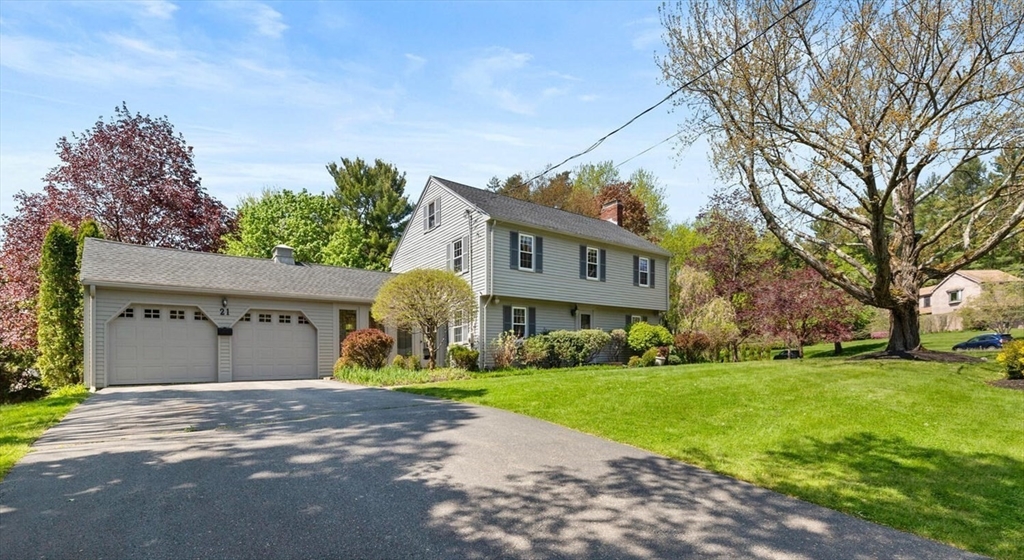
519, 234, 534, 271
579, 312, 592, 330
948, 289, 963, 304
426, 200, 438, 230
169, 310, 185, 320
240, 313, 251, 322
298, 315, 310, 325
638, 257, 650, 287
631, 315, 642, 324
452, 310, 466, 344
144, 308, 160, 319
258, 313, 272, 323
279, 314, 292, 324
452, 238, 464, 273
119, 308, 134, 318
512, 306, 527, 338
586, 247, 599, 280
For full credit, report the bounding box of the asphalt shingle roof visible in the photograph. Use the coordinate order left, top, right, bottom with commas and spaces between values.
80, 238, 395, 302
957, 269, 1022, 284
433, 177, 671, 256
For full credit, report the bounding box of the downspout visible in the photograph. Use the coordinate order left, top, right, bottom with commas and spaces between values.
481, 219, 495, 367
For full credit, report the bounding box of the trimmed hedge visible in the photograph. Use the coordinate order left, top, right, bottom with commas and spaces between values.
627, 323, 673, 355
448, 345, 480, 371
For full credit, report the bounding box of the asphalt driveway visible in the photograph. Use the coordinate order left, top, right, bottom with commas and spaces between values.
1, 380, 981, 559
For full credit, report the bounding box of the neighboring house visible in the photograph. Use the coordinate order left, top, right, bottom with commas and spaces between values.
918, 269, 1022, 330
80, 239, 403, 389
390, 176, 670, 367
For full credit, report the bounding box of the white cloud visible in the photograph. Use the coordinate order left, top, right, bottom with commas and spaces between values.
137, 0, 179, 20
454, 48, 534, 115
221, 2, 287, 38
404, 53, 426, 73
578, 94, 599, 102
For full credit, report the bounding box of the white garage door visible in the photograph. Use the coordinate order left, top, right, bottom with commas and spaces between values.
232, 311, 317, 381
109, 306, 217, 385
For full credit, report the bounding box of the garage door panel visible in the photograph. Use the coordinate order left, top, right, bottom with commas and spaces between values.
110, 306, 216, 385
232, 311, 316, 381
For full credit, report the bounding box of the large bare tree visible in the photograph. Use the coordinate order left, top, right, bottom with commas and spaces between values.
660, 0, 1024, 353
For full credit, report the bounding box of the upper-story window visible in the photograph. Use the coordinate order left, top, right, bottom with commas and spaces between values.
638, 257, 650, 287
586, 247, 599, 280
510, 231, 543, 273
424, 200, 439, 231
519, 234, 534, 271
451, 238, 464, 273
948, 289, 963, 304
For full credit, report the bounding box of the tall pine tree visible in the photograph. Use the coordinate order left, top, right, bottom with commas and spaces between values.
327, 158, 412, 271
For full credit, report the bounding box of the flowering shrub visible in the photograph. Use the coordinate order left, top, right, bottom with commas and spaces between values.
996, 340, 1024, 380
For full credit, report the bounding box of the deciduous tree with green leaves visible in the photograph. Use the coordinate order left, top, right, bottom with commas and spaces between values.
36, 223, 81, 388
371, 269, 476, 369
328, 158, 413, 271
223, 189, 364, 268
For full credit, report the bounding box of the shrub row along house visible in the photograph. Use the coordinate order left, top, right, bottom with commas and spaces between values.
80, 177, 668, 388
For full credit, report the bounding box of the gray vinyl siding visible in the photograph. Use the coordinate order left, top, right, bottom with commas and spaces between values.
89, 287, 342, 388
491, 224, 668, 311
477, 297, 662, 369
390, 178, 489, 294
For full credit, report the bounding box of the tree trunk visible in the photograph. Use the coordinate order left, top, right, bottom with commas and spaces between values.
833, 341, 843, 356
886, 302, 922, 353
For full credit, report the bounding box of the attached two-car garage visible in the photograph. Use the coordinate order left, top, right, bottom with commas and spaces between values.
106, 305, 318, 386
81, 239, 396, 389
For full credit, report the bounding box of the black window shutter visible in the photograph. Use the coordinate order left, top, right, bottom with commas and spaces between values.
650, 259, 656, 288
503, 306, 512, 332
642, 316, 648, 323
625, 315, 631, 328
599, 249, 606, 282
633, 255, 640, 286
509, 231, 519, 269
535, 237, 543, 273
579, 245, 586, 279
528, 307, 537, 337
436, 323, 449, 367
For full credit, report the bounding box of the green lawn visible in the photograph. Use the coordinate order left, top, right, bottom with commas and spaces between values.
0, 385, 90, 480
400, 331, 1024, 559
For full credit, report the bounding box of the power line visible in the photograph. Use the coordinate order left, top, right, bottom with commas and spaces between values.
525, 0, 812, 184
615, 130, 683, 169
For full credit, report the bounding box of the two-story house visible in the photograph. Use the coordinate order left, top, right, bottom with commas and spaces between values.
918, 269, 1022, 331
390, 177, 671, 367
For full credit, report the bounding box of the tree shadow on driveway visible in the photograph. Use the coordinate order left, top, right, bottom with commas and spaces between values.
0, 381, 982, 559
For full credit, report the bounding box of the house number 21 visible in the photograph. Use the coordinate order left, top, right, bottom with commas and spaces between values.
219, 307, 230, 316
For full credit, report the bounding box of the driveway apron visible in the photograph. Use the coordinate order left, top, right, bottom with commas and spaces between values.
0, 380, 982, 559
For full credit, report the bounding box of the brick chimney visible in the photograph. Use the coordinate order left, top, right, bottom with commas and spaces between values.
600, 200, 623, 226
272, 245, 295, 265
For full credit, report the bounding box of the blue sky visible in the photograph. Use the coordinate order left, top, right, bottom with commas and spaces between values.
0, 1, 719, 224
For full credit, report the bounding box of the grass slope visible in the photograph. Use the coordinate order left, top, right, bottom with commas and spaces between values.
401, 333, 1024, 559
0, 386, 90, 480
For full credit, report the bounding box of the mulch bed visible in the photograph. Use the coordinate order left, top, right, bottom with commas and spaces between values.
849, 349, 984, 363
988, 379, 1024, 391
